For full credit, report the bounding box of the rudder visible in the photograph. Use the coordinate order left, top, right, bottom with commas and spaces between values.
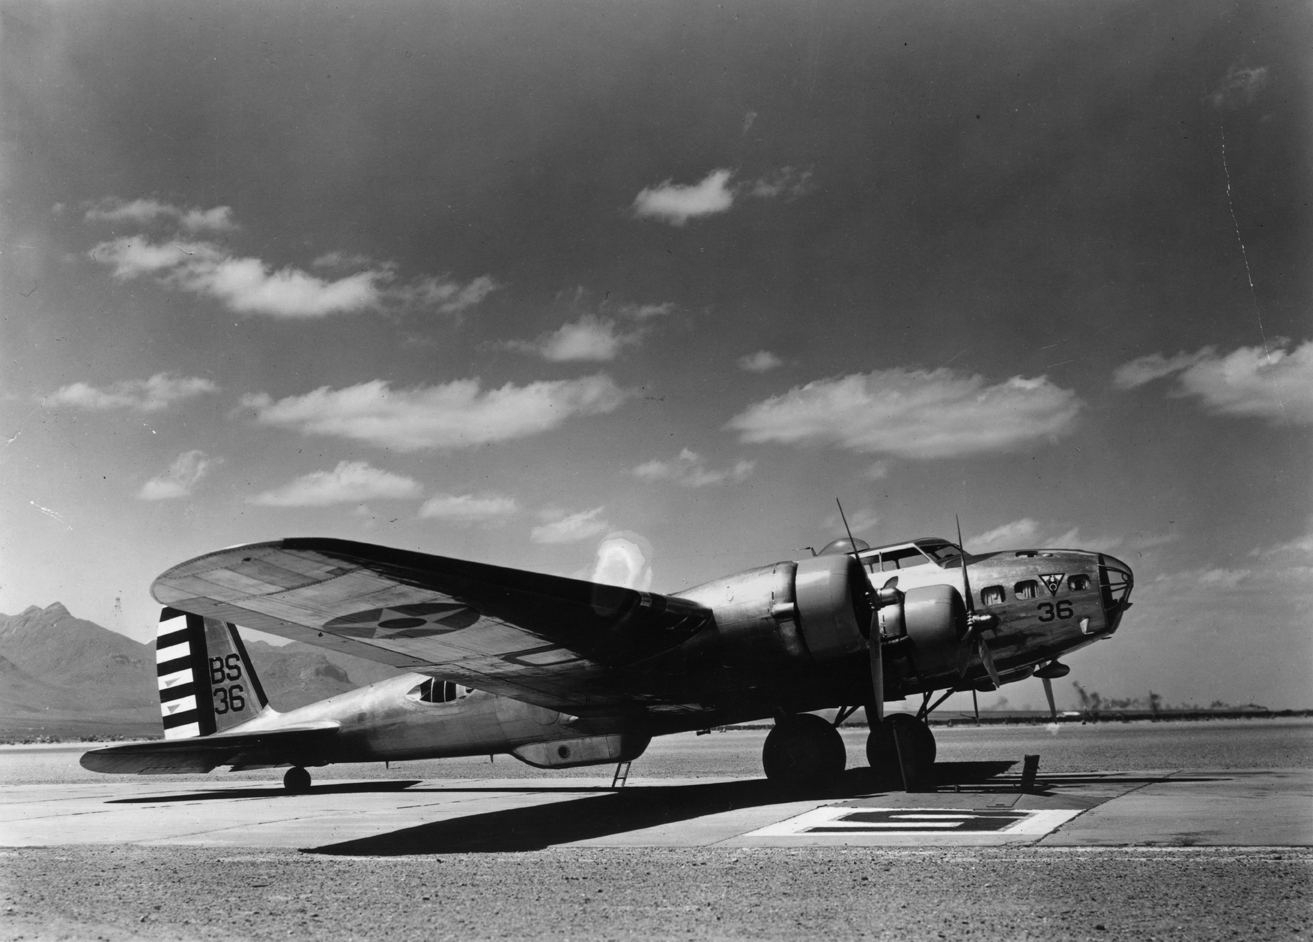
156, 608, 272, 739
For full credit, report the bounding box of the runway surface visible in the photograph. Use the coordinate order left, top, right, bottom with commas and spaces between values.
2, 723, 1310, 940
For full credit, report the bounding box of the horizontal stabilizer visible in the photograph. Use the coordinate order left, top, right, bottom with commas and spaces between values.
79, 724, 339, 775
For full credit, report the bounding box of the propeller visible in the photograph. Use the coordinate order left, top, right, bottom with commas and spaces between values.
955, 516, 1001, 689
1042, 676, 1057, 720
836, 499, 889, 724
1034, 660, 1069, 721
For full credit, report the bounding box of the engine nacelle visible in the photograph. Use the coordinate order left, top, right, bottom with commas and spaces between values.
791, 554, 872, 661
878, 584, 965, 676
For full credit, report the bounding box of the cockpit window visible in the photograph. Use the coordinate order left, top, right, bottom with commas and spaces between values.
877, 546, 932, 571
1014, 580, 1039, 600
915, 540, 964, 565
1068, 574, 1091, 592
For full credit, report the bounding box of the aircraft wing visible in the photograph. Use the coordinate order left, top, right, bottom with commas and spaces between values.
151, 538, 715, 715
80, 725, 340, 774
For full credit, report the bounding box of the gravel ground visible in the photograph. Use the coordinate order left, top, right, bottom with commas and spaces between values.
3, 845, 1309, 942
3, 720, 1310, 941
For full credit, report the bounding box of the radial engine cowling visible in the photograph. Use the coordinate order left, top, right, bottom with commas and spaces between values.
878, 584, 966, 676
790, 554, 873, 662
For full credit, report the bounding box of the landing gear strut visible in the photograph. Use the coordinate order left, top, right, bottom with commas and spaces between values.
762, 713, 846, 789
283, 766, 312, 793
866, 714, 936, 790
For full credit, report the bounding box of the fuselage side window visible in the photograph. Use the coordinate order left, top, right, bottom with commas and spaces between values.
981, 586, 1006, 606
1014, 580, 1039, 600
1068, 574, 1091, 592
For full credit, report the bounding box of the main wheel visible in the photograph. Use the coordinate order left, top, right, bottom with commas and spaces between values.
283, 766, 312, 793
866, 714, 935, 790
762, 713, 846, 789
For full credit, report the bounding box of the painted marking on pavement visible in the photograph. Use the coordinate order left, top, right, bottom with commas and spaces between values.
748, 807, 1083, 838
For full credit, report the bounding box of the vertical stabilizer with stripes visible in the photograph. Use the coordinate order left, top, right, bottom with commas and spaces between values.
156, 608, 273, 739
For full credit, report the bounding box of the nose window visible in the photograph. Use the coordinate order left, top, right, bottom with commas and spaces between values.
981, 586, 1006, 606
1014, 580, 1039, 600
1068, 574, 1091, 592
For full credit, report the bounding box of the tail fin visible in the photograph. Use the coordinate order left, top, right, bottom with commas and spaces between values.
155, 608, 273, 739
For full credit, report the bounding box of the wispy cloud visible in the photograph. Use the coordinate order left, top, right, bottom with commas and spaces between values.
242, 375, 628, 451
633, 449, 755, 487
632, 169, 735, 226
138, 450, 214, 501
1207, 64, 1271, 110
531, 506, 609, 544
42, 373, 217, 412
249, 461, 422, 507
418, 493, 519, 523
1114, 339, 1313, 424
85, 198, 237, 232
87, 203, 498, 319
747, 166, 815, 200
727, 369, 1080, 459
968, 518, 1124, 553
821, 506, 880, 537
738, 350, 785, 373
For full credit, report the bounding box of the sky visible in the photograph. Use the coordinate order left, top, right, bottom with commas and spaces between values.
2, 0, 1310, 711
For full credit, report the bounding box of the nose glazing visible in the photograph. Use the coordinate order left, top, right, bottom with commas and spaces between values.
1097, 554, 1134, 630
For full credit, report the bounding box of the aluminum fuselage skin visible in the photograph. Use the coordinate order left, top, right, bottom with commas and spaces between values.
216, 544, 1132, 767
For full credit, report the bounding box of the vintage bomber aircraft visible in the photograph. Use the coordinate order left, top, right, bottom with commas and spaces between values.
82, 534, 1133, 791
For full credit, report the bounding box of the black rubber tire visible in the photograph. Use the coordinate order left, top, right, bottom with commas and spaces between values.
762, 714, 846, 789
866, 714, 935, 790
283, 766, 312, 793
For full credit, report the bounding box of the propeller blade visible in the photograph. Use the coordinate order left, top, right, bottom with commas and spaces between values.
1042, 676, 1057, 721
868, 623, 884, 725
976, 635, 1002, 689
955, 515, 975, 613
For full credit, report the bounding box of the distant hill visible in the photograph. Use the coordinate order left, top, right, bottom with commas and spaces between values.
0, 603, 405, 741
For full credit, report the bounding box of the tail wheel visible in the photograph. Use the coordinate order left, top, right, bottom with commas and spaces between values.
866, 714, 936, 790
762, 713, 846, 789
283, 766, 312, 793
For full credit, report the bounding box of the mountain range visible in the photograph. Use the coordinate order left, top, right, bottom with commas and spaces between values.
0, 603, 402, 741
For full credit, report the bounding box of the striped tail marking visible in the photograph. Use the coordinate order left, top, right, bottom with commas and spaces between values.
156, 608, 216, 740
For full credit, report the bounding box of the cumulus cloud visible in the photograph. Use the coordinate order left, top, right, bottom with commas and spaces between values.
531, 506, 610, 544
92, 237, 384, 318
728, 369, 1080, 459
242, 375, 628, 451
85, 198, 237, 232
633, 449, 755, 487
505, 301, 669, 362
738, 350, 784, 373
1114, 339, 1313, 424
590, 533, 653, 590
138, 450, 213, 501
632, 169, 735, 226
1207, 64, 1271, 110
42, 372, 217, 412
632, 166, 817, 226
418, 493, 519, 523
249, 461, 422, 507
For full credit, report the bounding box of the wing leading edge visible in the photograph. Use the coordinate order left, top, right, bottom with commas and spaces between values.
150, 538, 714, 715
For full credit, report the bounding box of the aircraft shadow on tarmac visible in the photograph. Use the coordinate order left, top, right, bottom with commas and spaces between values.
306, 761, 1021, 856
108, 780, 427, 803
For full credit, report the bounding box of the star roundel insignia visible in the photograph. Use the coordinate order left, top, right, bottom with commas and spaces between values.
1039, 573, 1065, 596
325, 602, 481, 639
